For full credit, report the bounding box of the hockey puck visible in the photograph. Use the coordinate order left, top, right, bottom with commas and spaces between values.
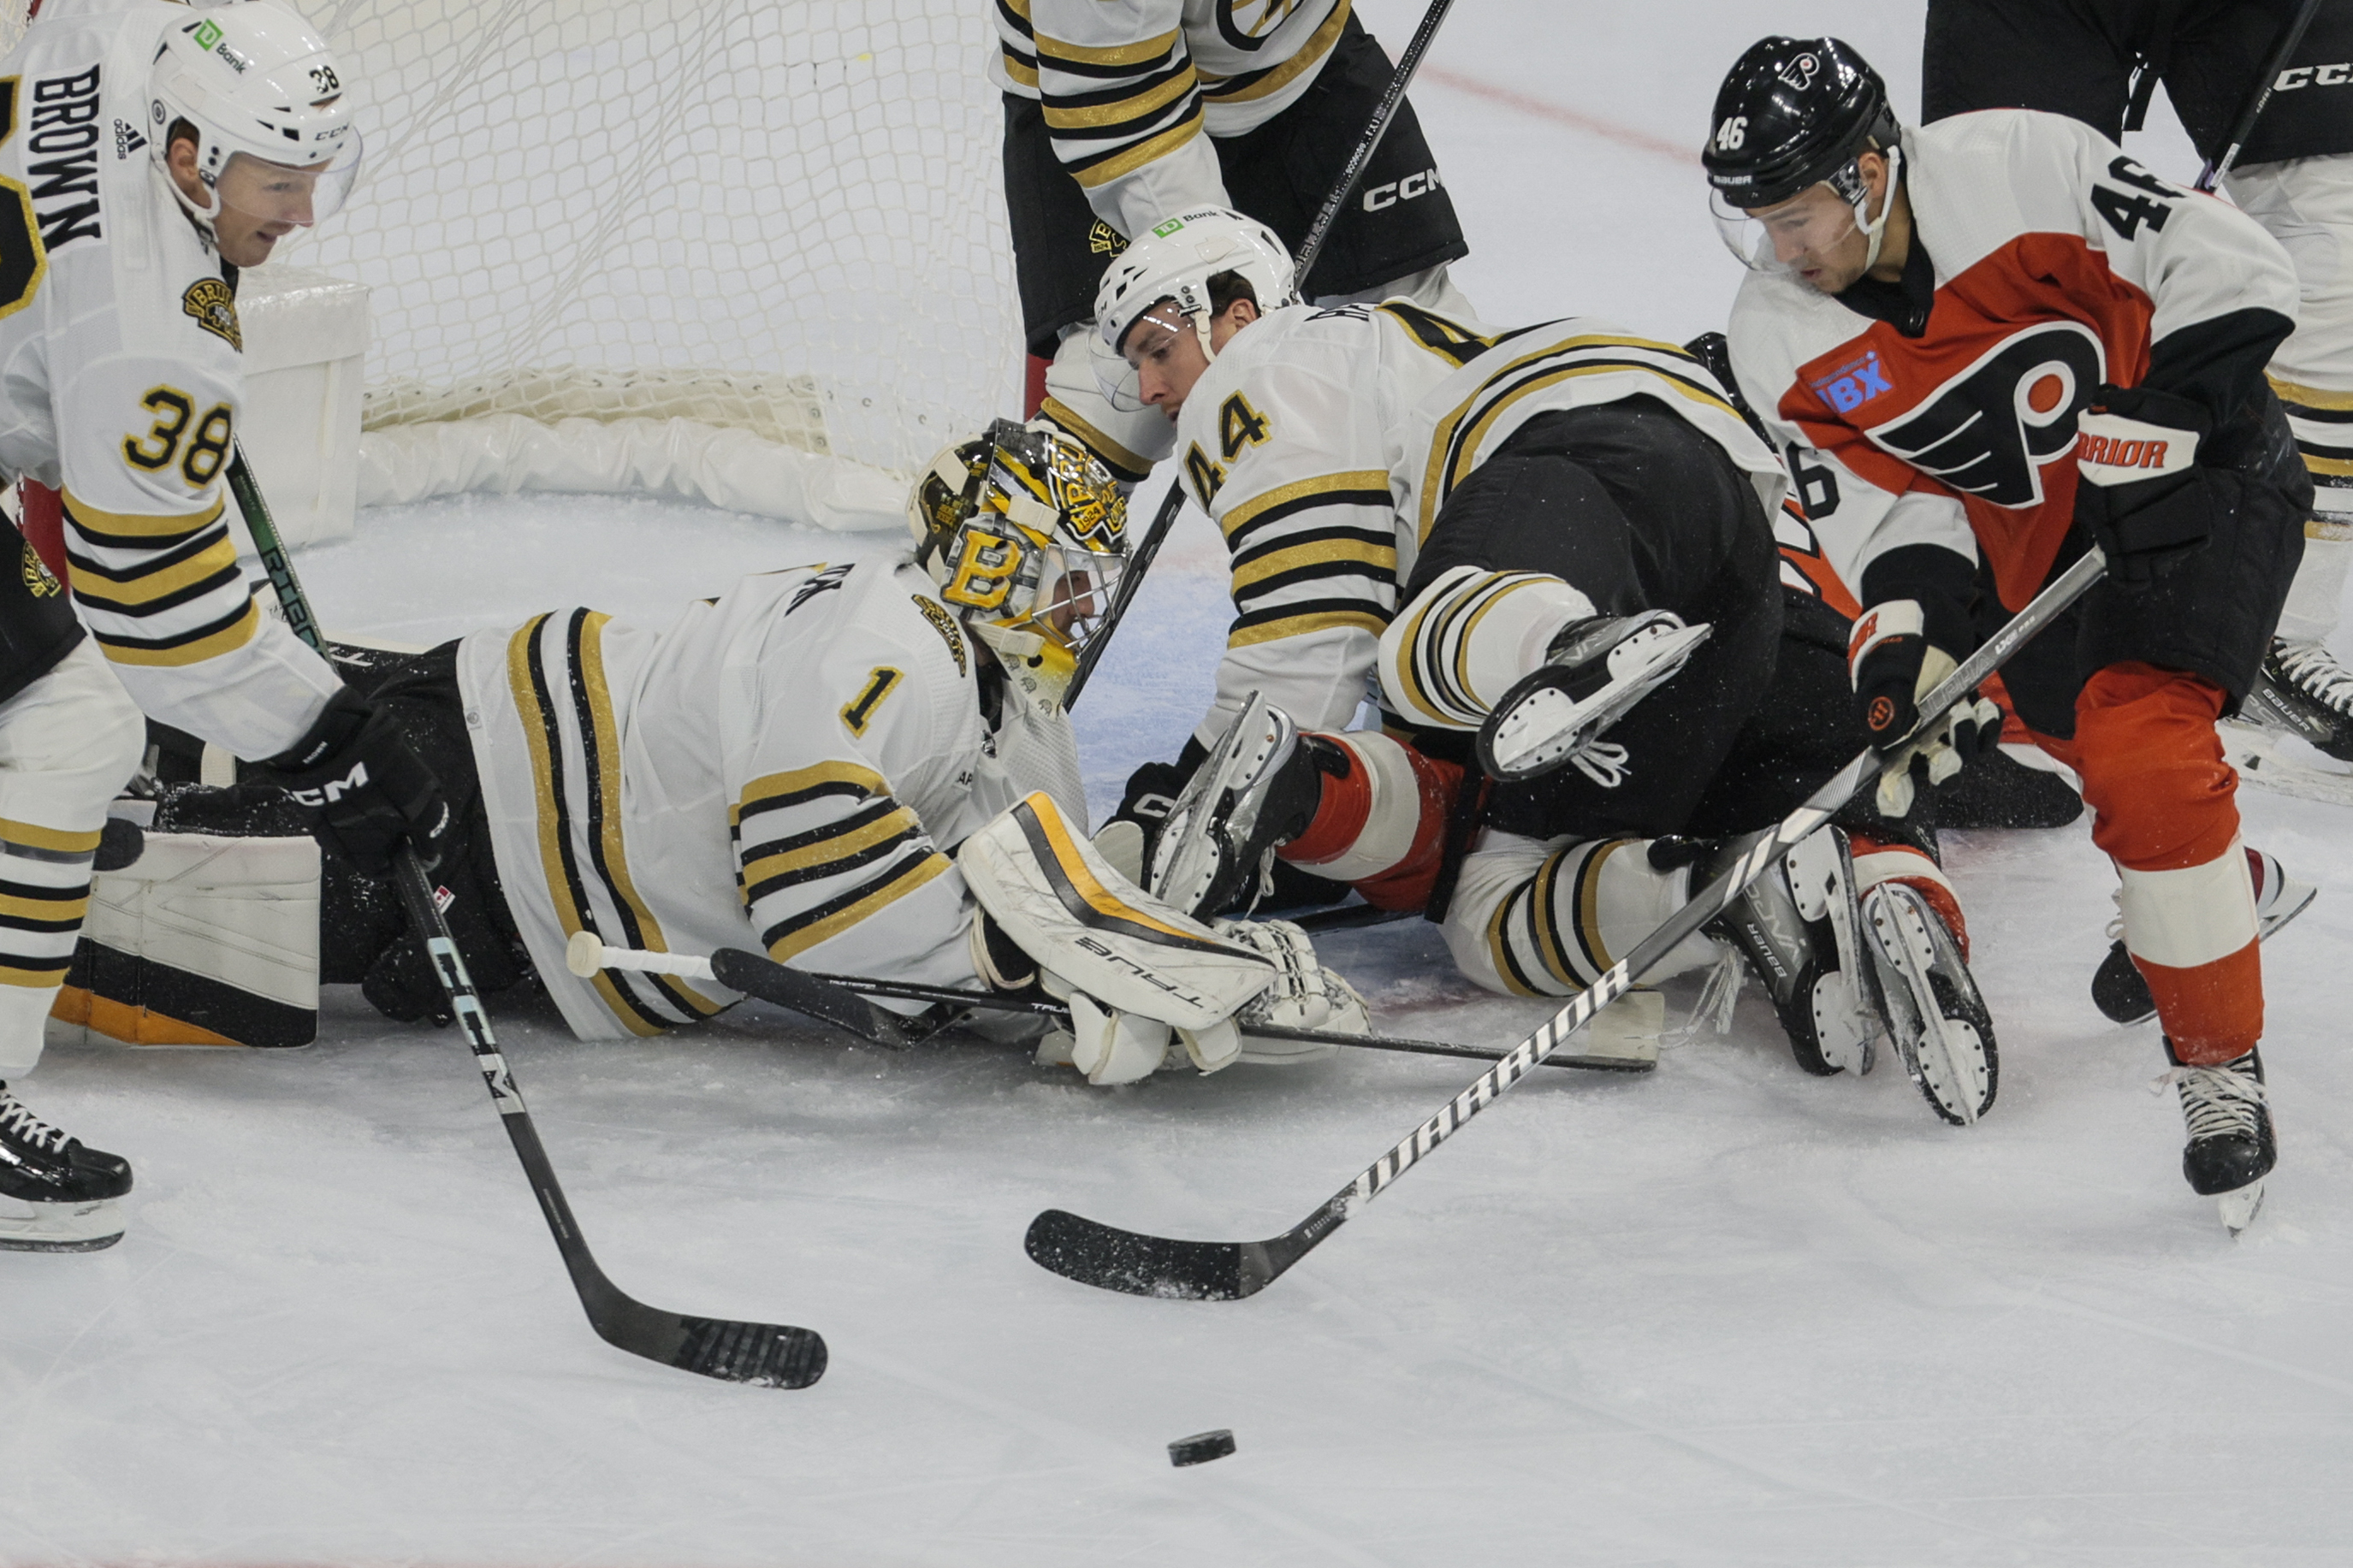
1168, 1429, 1236, 1467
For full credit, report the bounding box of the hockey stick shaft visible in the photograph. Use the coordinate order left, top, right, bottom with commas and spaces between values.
2196, 0, 2324, 191
1292, 0, 1459, 284
229, 463, 825, 1386
1063, 470, 1182, 709
571, 935, 1641, 1072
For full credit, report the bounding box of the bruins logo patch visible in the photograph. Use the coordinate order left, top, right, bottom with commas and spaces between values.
1087, 220, 1129, 259
181, 277, 241, 352
911, 594, 968, 677
21, 540, 58, 598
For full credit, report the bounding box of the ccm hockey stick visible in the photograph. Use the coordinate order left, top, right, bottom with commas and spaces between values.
2196, 0, 2325, 191
1022, 547, 2112, 1299
229, 462, 827, 1388
566, 934, 1654, 1074
1064, 0, 1459, 708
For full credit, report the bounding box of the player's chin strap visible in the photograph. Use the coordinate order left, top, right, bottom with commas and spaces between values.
1858, 143, 1901, 275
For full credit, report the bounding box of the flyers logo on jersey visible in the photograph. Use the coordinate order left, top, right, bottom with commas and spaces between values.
181, 278, 240, 351
1863, 322, 2104, 508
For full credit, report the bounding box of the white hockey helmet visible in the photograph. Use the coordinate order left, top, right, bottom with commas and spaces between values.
149, 3, 361, 225
909, 421, 1130, 708
1091, 207, 1296, 410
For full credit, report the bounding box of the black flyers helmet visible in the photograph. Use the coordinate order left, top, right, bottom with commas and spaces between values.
1702, 37, 1898, 210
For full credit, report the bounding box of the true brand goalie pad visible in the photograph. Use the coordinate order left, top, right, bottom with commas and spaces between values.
959, 792, 1275, 1033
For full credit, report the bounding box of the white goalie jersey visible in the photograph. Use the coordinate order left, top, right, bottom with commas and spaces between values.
454, 559, 1086, 1042
1174, 300, 1791, 747
0, 0, 338, 757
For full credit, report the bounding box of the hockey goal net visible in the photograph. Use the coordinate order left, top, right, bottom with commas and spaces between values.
10, 0, 1020, 530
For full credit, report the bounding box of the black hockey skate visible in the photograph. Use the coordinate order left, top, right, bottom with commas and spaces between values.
0, 1083, 133, 1252
1674, 826, 1873, 1077
2242, 637, 2353, 763
1476, 612, 1712, 783
2092, 849, 2315, 1026
2163, 1039, 2273, 1234
1147, 693, 1337, 920
1862, 883, 1997, 1126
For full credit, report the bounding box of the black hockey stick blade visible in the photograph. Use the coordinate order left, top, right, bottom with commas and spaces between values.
1024, 1204, 1333, 1300
569, 1243, 828, 1387
709, 947, 937, 1048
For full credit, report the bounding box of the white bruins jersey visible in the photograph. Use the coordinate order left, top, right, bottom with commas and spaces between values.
1174, 300, 1790, 745
0, 0, 338, 758
456, 559, 1085, 1043
993, 0, 1350, 239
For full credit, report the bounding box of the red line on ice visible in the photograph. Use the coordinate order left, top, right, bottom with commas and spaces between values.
1419, 65, 1701, 165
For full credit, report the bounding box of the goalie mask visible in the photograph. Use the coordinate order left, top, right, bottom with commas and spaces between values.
150, 2, 363, 230
909, 422, 1129, 707
1090, 207, 1297, 411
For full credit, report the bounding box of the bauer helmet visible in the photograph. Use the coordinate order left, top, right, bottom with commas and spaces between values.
1701, 37, 1902, 275
909, 421, 1130, 708
150, 2, 362, 226
1091, 207, 1296, 411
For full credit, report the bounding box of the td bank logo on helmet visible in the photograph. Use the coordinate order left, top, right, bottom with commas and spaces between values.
1807, 350, 1893, 413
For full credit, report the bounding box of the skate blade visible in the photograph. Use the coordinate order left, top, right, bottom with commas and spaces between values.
1480, 621, 1712, 780
2219, 719, 2353, 807
0, 1196, 125, 1252
2219, 1180, 2267, 1237
1865, 886, 1994, 1127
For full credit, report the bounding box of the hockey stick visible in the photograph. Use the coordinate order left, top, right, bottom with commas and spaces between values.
228, 463, 827, 1388
2196, 0, 2324, 191
566, 935, 1653, 1074
1064, 0, 1458, 709
1021, 547, 2112, 1299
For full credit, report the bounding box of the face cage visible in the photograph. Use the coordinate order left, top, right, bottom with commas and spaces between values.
1708, 145, 1900, 279
941, 518, 1126, 652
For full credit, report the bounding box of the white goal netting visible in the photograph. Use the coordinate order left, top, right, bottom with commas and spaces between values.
14, 0, 1023, 527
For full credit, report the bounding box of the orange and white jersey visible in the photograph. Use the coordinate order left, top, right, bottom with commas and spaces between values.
0, 0, 339, 758
1728, 109, 2300, 615
455, 559, 1085, 1042
1173, 300, 1788, 748
993, 0, 1350, 238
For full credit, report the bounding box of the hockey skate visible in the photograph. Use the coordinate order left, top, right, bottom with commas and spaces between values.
0, 1084, 132, 1252
1862, 882, 1997, 1126
1147, 693, 1333, 920
2092, 849, 2315, 1026
2161, 1040, 2274, 1235
2240, 637, 2353, 764
1476, 612, 1713, 783
1680, 825, 1875, 1077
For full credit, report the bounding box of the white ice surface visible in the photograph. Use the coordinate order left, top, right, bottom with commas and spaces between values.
12, 3, 2353, 1564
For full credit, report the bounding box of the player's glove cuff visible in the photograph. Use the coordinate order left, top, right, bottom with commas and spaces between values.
2075, 386, 2214, 587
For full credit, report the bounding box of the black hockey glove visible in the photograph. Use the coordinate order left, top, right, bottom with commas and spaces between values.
2072, 384, 2214, 589
1848, 579, 2000, 818
1092, 739, 1210, 885
265, 687, 452, 873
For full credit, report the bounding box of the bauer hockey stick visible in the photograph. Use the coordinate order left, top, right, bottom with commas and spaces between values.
229, 464, 827, 1388
566, 934, 1654, 1074
1064, 0, 1460, 709
1022, 547, 2112, 1299
2197, 0, 2324, 191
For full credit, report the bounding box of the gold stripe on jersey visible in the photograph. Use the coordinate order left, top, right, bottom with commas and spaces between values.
741, 802, 922, 897
1229, 534, 1396, 595
1043, 62, 1198, 130
59, 489, 223, 541
732, 761, 891, 827
93, 599, 260, 667
507, 615, 663, 1038
1377, 302, 1502, 368
0, 882, 89, 927
65, 530, 239, 607
2268, 375, 2353, 411
1484, 884, 1540, 997
1218, 470, 1391, 541
575, 613, 722, 1021
0, 820, 101, 856
1198, 0, 1349, 104
0, 957, 71, 986
1228, 604, 1390, 650
763, 849, 952, 963
1034, 27, 1181, 70
1415, 336, 1737, 541
1040, 395, 1153, 483
1070, 109, 1205, 190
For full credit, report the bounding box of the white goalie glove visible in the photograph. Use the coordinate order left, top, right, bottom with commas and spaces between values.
1218, 918, 1370, 1066
961, 792, 1277, 1085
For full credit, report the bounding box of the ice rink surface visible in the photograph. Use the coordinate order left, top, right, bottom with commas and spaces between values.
10, 2, 2353, 1564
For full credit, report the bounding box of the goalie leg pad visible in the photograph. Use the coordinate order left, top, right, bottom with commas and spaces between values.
50, 832, 321, 1050
960, 793, 1274, 1033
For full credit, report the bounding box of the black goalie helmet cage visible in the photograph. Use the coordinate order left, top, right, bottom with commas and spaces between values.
1703, 37, 1900, 210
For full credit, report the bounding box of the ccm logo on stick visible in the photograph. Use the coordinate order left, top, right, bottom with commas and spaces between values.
1362, 169, 1442, 210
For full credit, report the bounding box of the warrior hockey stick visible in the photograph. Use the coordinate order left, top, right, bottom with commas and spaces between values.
230, 468, 827, 1388
1022, 547, 2112, 1299
568, 935, 1653, 1074
1064, 0, 1459, 708
2196, 0, 2324, 191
